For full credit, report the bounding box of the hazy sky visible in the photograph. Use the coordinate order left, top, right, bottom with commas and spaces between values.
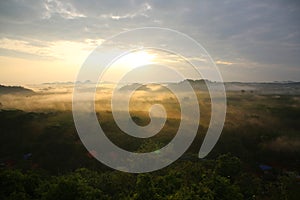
0, 0, 299, 84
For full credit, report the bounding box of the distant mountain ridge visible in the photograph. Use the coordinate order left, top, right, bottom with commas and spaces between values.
0, 85, 35, 95
119, 79, 300, 95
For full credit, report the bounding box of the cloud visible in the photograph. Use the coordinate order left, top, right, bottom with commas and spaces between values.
0, 37, 103, 62
0, 0, 299, 82
216, 60, 234, 66
100, 3, 152, 20
43, 0, 86, 19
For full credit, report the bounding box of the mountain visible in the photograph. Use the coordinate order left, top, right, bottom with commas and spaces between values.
118, 79, 300, 95
0, 85, 35, 95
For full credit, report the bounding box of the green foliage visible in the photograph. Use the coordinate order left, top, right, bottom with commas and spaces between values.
0, 170, 29, 200
133, 174, 160, 200
0, 155, 299, 200
43, 174, 103, 200
214, 153, 241, 181
168, 182, 215, 200
235, 173, 262, 199
206, 175, 243, 200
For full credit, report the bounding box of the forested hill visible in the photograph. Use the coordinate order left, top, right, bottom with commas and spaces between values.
0, 85, 34, 95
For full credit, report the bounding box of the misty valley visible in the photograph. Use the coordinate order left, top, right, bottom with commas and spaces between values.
0, 80, 299, 199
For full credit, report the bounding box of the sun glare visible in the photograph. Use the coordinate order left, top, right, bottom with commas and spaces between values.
101, 50, 157, 82
118, 50, 156, 70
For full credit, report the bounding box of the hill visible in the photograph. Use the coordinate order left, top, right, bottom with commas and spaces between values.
0, 85, 35, 95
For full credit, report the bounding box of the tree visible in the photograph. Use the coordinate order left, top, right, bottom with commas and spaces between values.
133, 174, 160, 200
169, 183, 214, 200
207, 175, 243, 200
0, 170, 29, 199
214, 153, 241, 181
43, 174, 104, 200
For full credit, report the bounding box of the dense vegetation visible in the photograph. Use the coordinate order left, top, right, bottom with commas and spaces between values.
0, 91, 299, 199
0, 153, 299, 200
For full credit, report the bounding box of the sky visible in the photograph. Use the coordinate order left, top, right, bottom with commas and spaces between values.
0, 0, 300, 85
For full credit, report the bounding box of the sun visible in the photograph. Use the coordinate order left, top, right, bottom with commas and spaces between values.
100, 50, 157, 82
117, 50, 156, 70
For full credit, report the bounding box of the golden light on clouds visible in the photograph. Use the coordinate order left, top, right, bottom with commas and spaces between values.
215, 60, 234, 66
0, 38, 104, 63
0, 38, 104, 84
